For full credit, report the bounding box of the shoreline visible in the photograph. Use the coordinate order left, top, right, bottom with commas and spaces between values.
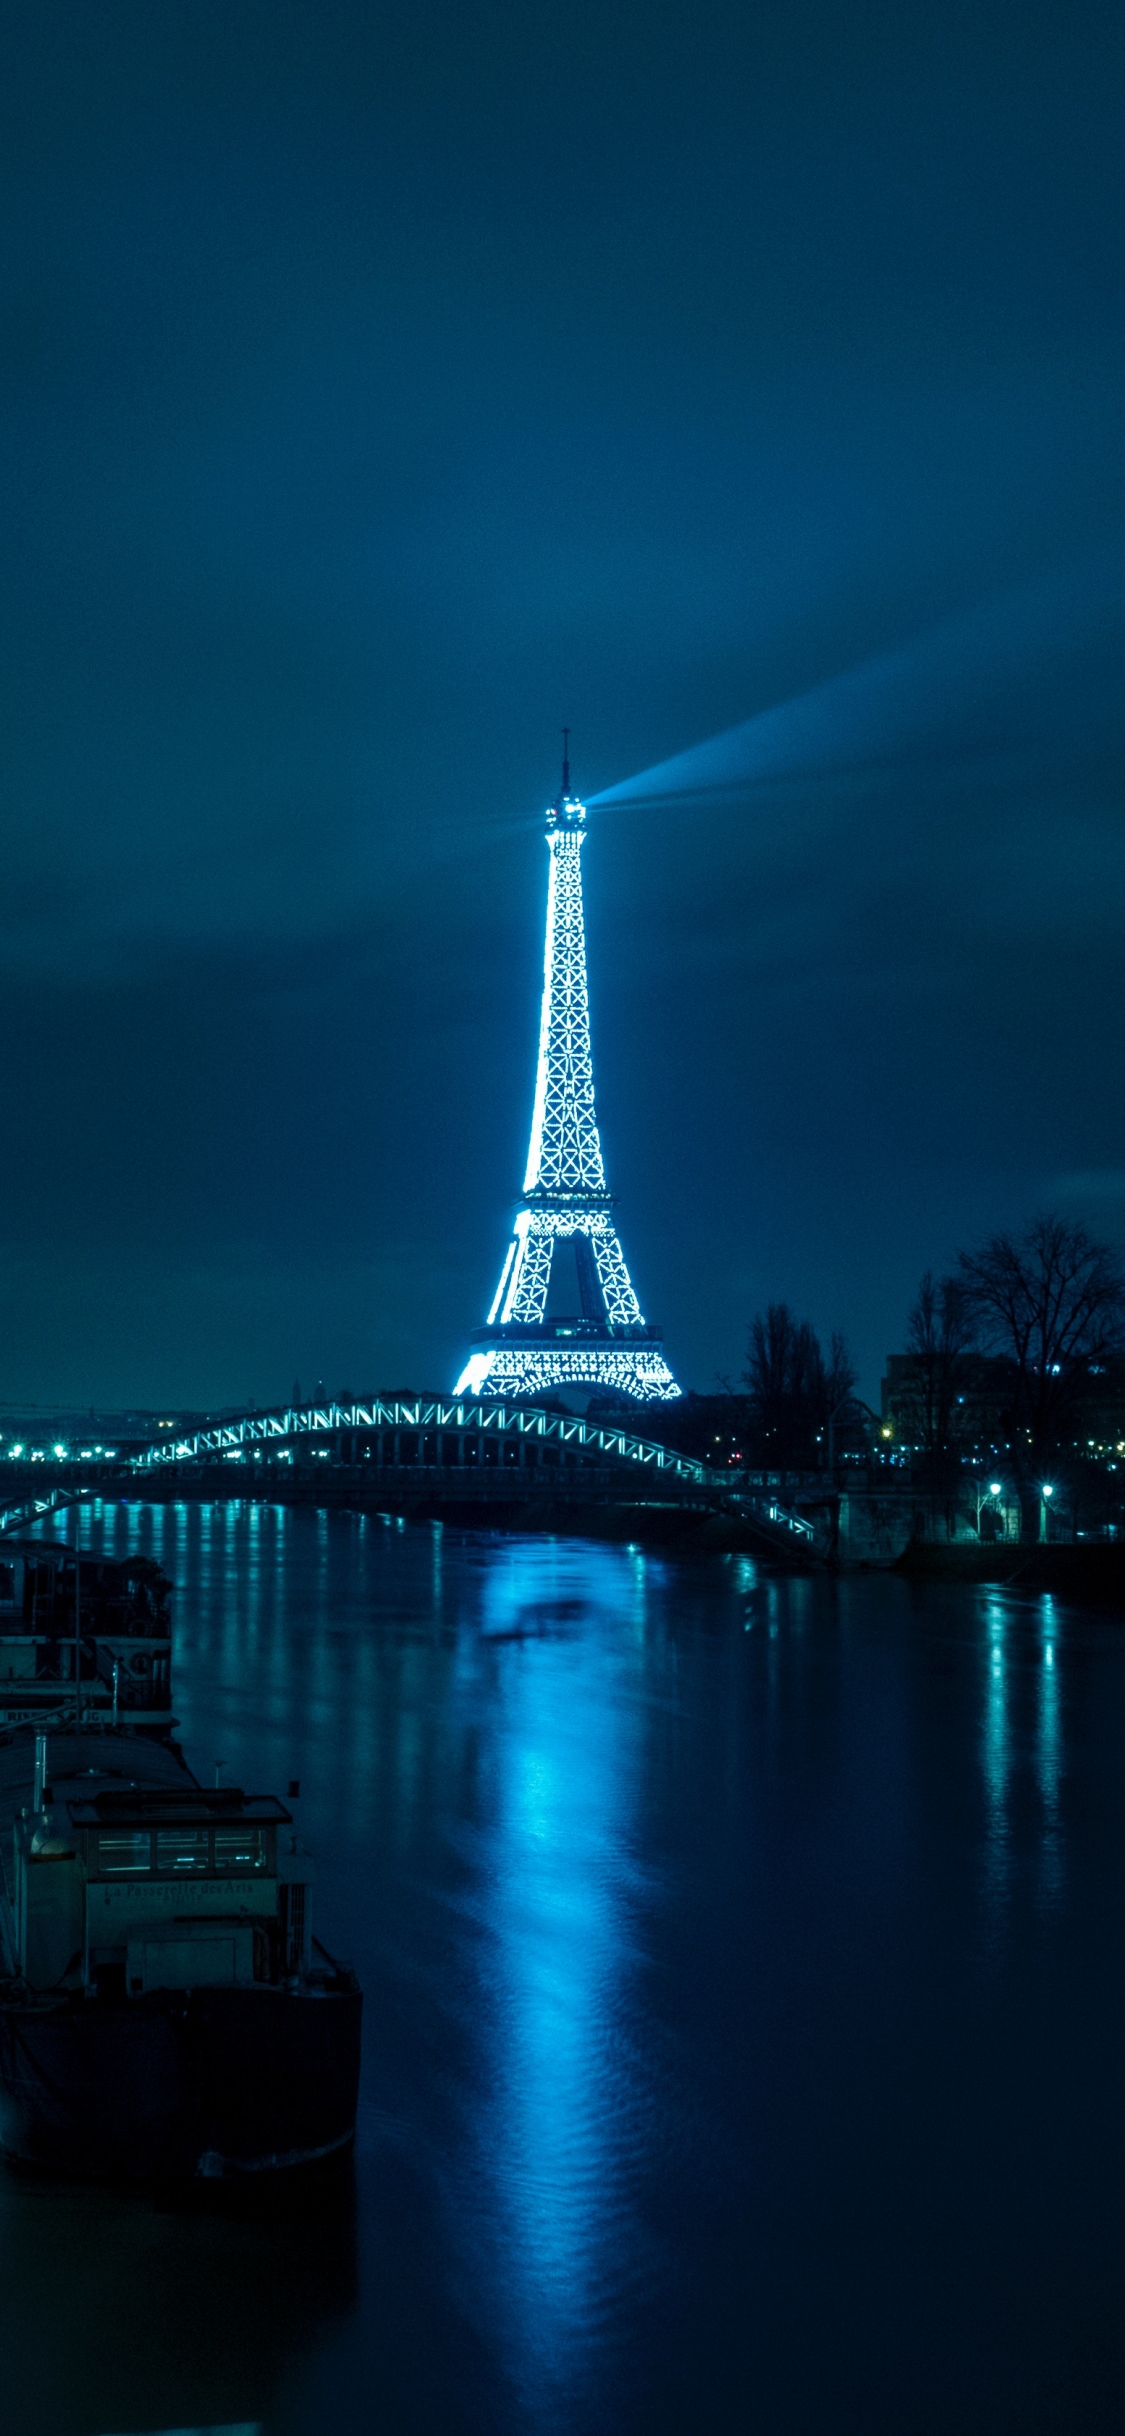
42, 1476, 1125, 1608
892, 1538, 1125, 1607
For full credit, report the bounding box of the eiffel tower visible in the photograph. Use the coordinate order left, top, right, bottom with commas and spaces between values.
455, 745, 681, 1403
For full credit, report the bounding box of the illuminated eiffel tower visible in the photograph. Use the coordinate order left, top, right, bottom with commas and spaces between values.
455, 746, 681, 1403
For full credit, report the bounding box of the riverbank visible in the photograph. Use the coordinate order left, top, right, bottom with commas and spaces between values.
895, 1539, 1125, 1608
47, 1473, 1125, 1601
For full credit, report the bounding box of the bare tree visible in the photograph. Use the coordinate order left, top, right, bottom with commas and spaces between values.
905, 1273, 976, 1459
744, 1303, 858, 1468
956, 1216, 1125, 1523
823, 1328, 858, 1418
745, 1305, 812, 1454
899, 1272, 977, 1535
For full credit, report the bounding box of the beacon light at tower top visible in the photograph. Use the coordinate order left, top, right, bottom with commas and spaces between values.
454, 744, 681, 1403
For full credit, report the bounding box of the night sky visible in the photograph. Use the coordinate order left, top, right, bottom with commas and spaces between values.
2, 1, 1123, 1410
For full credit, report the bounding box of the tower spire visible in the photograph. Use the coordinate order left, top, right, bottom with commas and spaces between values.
454, 759, 680, 1404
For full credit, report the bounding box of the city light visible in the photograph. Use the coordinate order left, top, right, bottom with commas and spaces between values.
488, 1232, 520, 1327
455, 1345, 682, 1401
521, 820, 606, 1201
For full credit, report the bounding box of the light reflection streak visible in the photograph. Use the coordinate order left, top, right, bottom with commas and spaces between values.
199, 1500, 213, 1602
247, 1502, 262, 1645
220, 1508, 241, 1673
977, 1593, 1068, 1931
472, 1539, 651, 2405
981, 1599, 1010, 1931
1037, 1597, 1063, 1908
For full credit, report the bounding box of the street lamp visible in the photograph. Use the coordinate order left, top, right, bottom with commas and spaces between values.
975, 1478, 1005, 1536
1039, 1483, 1055, 1544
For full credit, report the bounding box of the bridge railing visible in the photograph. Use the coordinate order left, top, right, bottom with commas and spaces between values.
0, 1484, 87, 1540
128, 1399, 712, 1488
0, 1440, 822, 1556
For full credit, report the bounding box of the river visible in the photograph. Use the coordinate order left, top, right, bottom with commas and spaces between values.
4, 1497, 1125, 2435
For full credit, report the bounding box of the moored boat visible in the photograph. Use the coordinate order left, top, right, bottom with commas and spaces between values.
0, 1539, 361, 2184
0, 1537, 172, 1727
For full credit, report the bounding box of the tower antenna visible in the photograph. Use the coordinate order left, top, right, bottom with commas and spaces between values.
561, 726, 570, 797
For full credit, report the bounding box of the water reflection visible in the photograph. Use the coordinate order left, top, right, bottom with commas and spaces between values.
1037, 1596, 1064, 1908
0, 2168, 356, 2436
981, 1598, 1011, 1932
977, 1589, 1072, 1934
471, 1540, 656, 2413
10, 1502, 1120, 2435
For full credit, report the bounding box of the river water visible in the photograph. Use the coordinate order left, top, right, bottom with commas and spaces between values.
4, 1499, 1125, 2435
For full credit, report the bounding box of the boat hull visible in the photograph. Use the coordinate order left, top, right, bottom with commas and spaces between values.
0, 1982, 362, 2183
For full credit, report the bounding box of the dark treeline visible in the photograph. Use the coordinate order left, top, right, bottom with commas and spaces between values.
886, 1214, 1125, 1539
738, 1304, 860, 1469
595, 1302, 865, 1472
597, 1212, 1125, 1542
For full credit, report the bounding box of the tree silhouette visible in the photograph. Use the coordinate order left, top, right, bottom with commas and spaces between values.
956, 1215, 1125, 1523
899, 1272, 977, 1533
743, 1304, 857, 1468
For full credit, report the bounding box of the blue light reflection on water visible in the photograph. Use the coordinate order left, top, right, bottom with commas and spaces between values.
982, 1595, 1011, 1933
1038, 1595, 1064, 1910
9, 1505, 1125, 2435
469, 1539, 663, 2411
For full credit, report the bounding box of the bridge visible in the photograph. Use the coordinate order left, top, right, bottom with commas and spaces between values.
0, 1400, 821, 1556
130, 1396, 710, 1484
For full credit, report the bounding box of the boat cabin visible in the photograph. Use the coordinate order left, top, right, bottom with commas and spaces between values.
12, 1781, 314, 1997
0, 1542, 172, 1725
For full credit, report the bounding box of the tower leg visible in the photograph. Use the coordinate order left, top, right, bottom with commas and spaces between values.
590, 1222, 644, 1329
574, 1231, 605, 1323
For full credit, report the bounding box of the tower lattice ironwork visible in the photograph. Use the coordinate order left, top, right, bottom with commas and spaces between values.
455, 753, 680, 1402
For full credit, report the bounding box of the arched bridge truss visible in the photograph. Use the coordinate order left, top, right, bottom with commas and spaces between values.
0, 1407, 821, 1556
129, 1399, 710, 1491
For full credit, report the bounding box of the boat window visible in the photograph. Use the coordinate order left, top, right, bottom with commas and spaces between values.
214, 1825, 265, 1872
98, 1831, 152, 1874
156, 1828, 210, 1873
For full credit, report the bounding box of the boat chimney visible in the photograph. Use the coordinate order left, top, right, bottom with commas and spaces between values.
33, 1733, 47, 1815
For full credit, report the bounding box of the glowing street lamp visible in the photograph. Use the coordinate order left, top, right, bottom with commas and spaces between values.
975, 1478, 1005, 1535
1039, 1483, 1055, 1543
